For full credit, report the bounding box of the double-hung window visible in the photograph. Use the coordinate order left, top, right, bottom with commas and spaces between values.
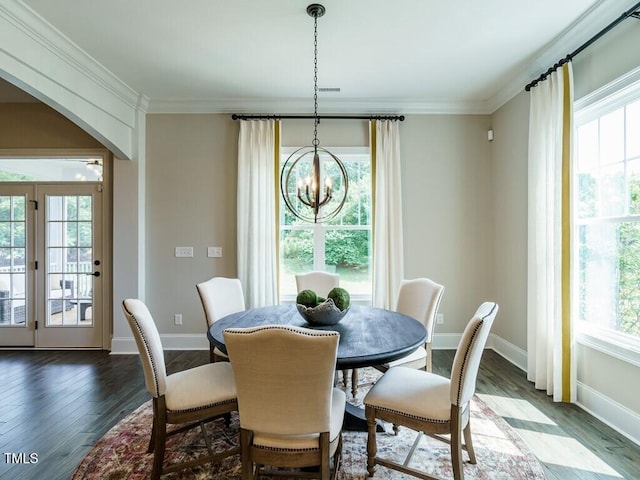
279, 147, 372, 303
574, 74, 640, 356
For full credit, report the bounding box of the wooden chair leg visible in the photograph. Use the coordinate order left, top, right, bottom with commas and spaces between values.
151, 398, 167, 480
240, 428, 253, 480
463, 421, 476, 464
451, 405, 464, 480
342, 369, 349, 388
351, 368, 359, 398
320, 432, 330, 479
365, 406, 377, 477
209, 344, 216, 363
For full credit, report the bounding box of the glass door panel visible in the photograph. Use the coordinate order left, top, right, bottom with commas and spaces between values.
36, 185, 102, 348
0, 186, 34, 346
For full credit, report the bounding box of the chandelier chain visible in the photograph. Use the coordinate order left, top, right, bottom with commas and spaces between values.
312, 13, 319, 147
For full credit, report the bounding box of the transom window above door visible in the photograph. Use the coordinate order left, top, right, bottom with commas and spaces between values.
0, 157, 103, 182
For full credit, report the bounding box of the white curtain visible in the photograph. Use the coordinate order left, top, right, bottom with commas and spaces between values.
237, 120, 278, 308
372, 120, 404, 309
527, 63, 575, 403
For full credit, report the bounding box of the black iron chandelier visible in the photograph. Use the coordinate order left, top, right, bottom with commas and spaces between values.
280, 4, 349, 223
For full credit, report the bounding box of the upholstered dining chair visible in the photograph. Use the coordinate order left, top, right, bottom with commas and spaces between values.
350, 278, 445, 398
196, 277, 246, 362
363, 302, 499, 480
122, 299, 239, 480
224, 325, 346, 480
295, 270, 340, 298
294, 270, 349, 387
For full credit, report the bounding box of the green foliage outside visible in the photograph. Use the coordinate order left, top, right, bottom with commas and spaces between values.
579, 172, 640, 338
281, 154, 371, 285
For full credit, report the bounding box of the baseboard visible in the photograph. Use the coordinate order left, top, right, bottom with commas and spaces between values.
110, 334, 208, 354
577, 381, 640, 446
489, 334, 640, 447
488, 333, 528, 371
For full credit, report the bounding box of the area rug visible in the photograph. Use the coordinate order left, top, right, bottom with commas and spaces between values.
72, 369, 545, 480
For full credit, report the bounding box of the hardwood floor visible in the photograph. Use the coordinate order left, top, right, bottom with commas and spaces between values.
0, 349, 638, 480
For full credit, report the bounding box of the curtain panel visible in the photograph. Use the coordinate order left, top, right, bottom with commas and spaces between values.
371, 120, 404, 309
237, 120, 279, 308
527, 63, 575, 403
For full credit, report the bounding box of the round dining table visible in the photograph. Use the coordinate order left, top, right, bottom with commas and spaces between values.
207, 303, 427, 370
207, 303, 427, 431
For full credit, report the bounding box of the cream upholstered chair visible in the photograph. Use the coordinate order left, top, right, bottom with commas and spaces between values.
295, 271, 340, 298
122, 299, 239, 479
224, 325, 346, 480
196, 277, 245, 362
364, 302, 499, 480
294, 270, 349, 387
380, 278, 445, 372
351, 278, 445, 398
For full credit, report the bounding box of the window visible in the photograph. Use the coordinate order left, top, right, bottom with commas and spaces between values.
0, 157, 103, 182
575, 76, 640, 348
279, 147, 372, 302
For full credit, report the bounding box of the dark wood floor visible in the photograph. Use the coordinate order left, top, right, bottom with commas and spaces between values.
0, 349, 638, 480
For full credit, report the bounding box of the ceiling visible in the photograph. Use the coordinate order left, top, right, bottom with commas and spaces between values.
2, 0, 630, 114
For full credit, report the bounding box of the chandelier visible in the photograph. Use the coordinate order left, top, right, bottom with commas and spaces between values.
280, 4, 349, 223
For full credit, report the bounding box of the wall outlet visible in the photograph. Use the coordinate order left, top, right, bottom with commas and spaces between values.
436, 313, 444, 325
175, 246, 193, 257
174, 314, 183, 325
207, 246, 222, 258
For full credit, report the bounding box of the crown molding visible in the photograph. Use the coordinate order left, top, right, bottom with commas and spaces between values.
147, 97, 492, 116
486, 0, 640, 113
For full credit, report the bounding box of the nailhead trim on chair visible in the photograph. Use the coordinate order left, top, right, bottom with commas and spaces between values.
367, 405, 449, 424
168, 398, 237, 415
454, 303, 497, 406
455, 322, 482, 407
124, 302, 162, 399
224, 325, 339, 337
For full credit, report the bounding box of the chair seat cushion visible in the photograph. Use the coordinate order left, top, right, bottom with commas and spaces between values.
165, 362, 236, 413
383, 346, 426, 369
253, 387, 346, 452
364, 366, 451, 423
213, 346, 228, 358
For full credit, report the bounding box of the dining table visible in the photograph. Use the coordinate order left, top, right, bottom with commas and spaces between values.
207, 303, 427, 431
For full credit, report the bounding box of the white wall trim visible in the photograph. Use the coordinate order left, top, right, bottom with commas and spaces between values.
111, 334, 209, 355
488, 334, 528, 371
577, 381, 640, 447
0, 0, 141, 159
486, 0, 640, 113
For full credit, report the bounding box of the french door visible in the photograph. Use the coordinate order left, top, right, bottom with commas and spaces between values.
0, 183, 103, 348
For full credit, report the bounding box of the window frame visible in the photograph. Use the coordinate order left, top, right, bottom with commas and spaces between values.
278, 146, 372, 304
573, 65, 640, 365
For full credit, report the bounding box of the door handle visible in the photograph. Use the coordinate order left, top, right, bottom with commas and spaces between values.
86, 271, 101, 277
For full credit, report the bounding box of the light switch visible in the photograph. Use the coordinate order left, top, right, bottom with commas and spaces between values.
175, 246, 193, 257
208, 247, 222, 258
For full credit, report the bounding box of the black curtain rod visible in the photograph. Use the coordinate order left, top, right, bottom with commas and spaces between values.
525, 1, 640, 91
231, 114, 405, 121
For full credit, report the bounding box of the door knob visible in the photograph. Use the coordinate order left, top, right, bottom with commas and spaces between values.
86, 271, 101, 277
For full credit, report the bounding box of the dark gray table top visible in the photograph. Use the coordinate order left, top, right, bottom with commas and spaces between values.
207, 304, 427, 370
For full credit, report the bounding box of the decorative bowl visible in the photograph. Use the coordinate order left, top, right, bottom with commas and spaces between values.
296, 298, 350, 326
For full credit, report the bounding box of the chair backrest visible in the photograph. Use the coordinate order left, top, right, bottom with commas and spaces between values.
122, 299, 167, 398
224, 325, 339, 435
295, 271, 340, 298
395, 278, 445, 336
196, 277, 245, 328
450, 302, 499, 407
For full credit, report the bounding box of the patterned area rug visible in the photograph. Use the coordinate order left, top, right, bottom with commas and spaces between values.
72, 368, 545, 480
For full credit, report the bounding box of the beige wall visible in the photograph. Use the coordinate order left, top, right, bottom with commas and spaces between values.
489, 91, 529, 350
0, 103, 103, 148
145, 114, 239, 334
401, 115, 493, 334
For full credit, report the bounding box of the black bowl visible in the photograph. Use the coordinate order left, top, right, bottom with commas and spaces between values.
296, 298, 350, 326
